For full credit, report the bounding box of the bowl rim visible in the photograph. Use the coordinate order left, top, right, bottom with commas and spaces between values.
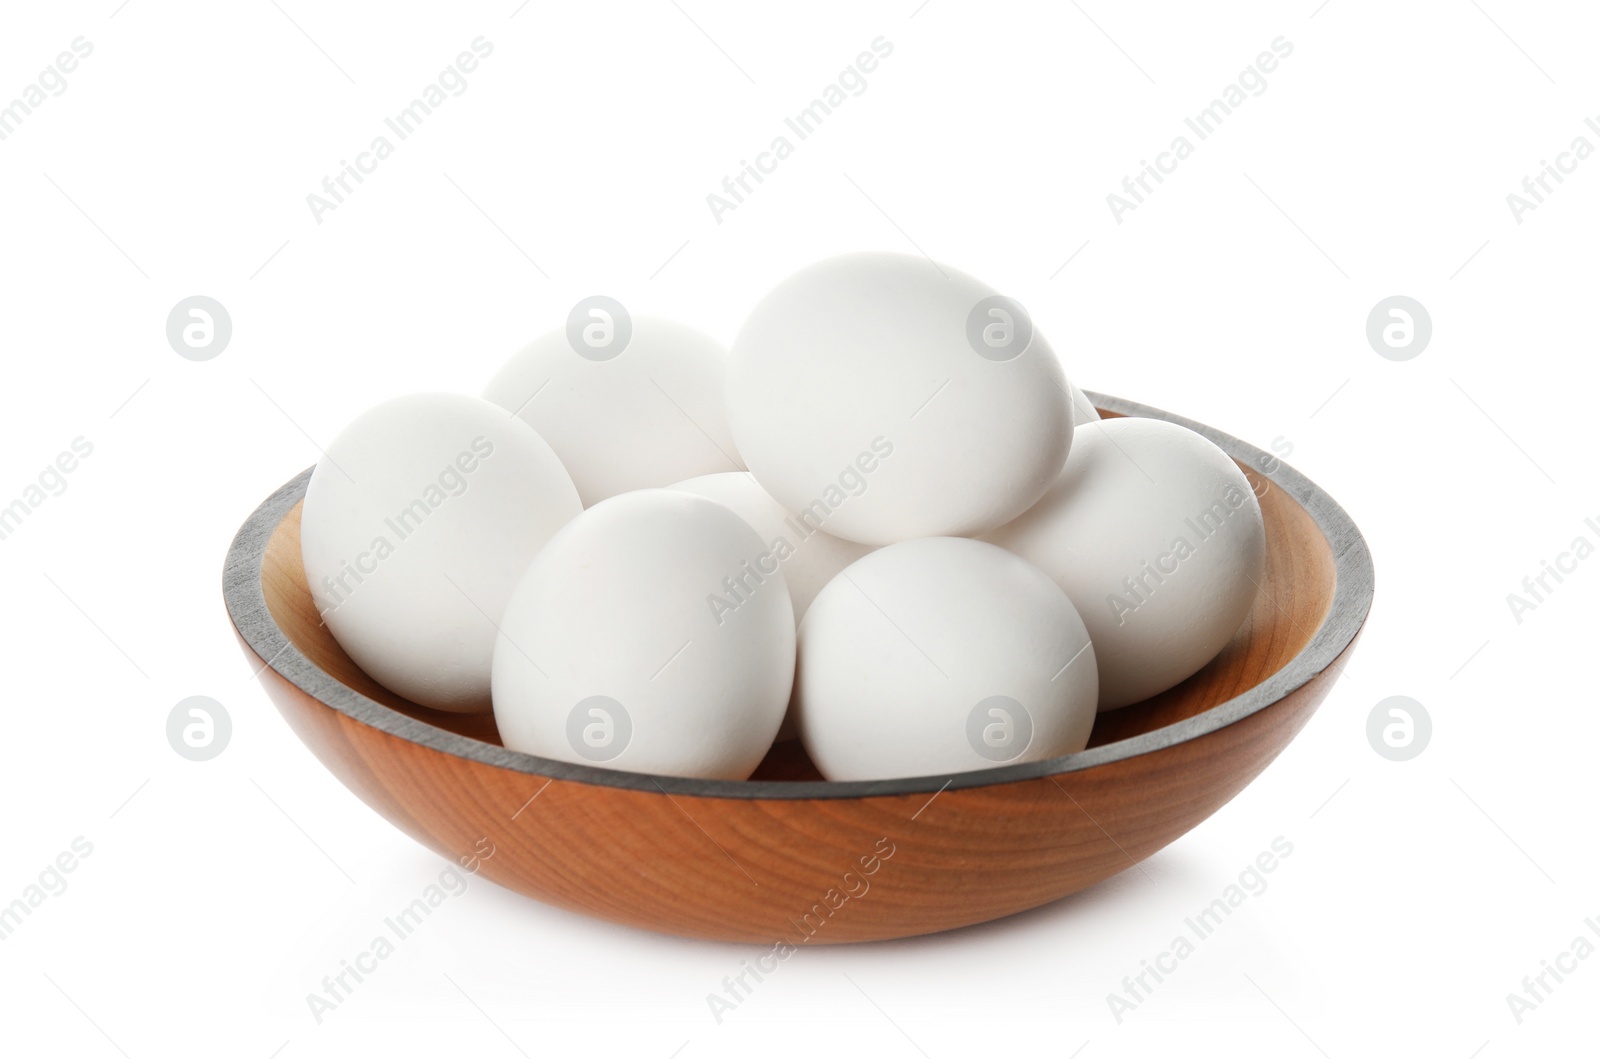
223, 392, 1373, 800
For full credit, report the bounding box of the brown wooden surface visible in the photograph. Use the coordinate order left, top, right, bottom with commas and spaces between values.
243, 458, 1350, 943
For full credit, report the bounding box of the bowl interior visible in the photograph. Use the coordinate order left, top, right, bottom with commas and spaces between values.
257, 412, 1337, 784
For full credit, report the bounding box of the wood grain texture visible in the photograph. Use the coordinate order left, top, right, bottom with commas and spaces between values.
230, 413, 1366, 943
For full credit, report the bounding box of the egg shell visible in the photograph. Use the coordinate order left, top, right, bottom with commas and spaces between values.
667, 472, 874, 622
300, 392, 582, 713
483, 316, 743, 507
726, 252, 1075, 545
669, 471, 874, 742
492, 489, 795, 780
984, 416, 1267, 710
795, 537, 1098, 782
1068, 379, 1100, 423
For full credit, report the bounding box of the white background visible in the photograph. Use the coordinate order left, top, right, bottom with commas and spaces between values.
1, 1, 1595, 1056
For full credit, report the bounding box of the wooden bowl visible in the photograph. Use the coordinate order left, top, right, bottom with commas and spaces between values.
223, 393, 1372, 944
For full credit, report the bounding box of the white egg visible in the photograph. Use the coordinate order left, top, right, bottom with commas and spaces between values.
984, 416, 1267, 710
483, 314, 743, 507
796, 537, 1098, 781
1068, 379, 1100, 423
726, 252, 1075, 545
492, 489, 795, 779
667, 472, 873, 622
300, 393, 582, 713
668, 471, 874, 743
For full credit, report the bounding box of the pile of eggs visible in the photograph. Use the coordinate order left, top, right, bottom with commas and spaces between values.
300, 252, 1267, 782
